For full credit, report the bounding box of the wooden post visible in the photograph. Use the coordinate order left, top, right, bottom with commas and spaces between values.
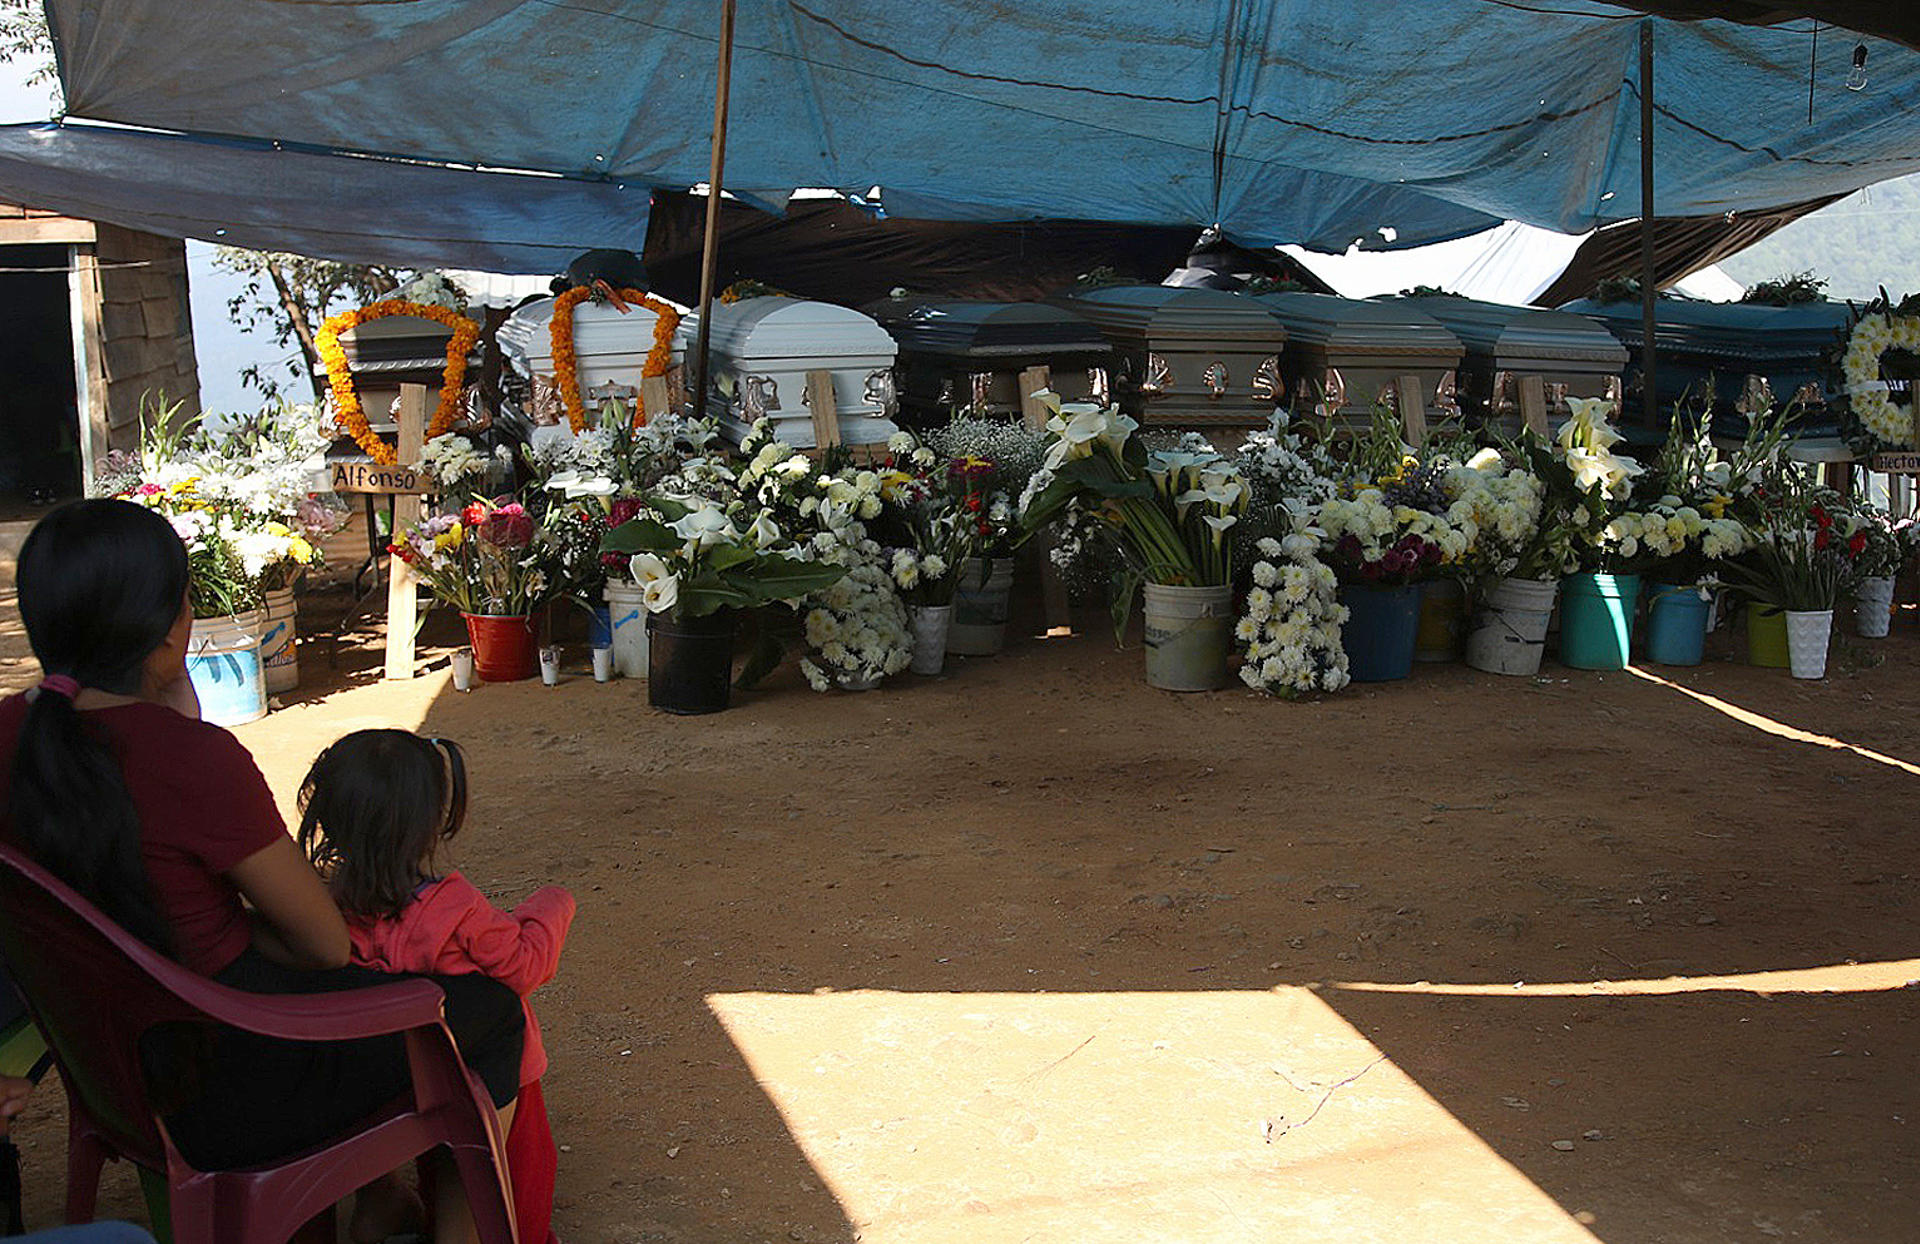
806, 369, 842, 449
383, 384, 427, 681
639, 375, 672, 423
1394, 374, 1428, 448
690, 0, 738, 422
1017, 366, 1073, 634
1518, 375, 1551, 436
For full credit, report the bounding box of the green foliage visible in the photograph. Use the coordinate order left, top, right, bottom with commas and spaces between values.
1739, 271, 1827, 306
1719, 174, 1920, 303
213, 248, 401, 400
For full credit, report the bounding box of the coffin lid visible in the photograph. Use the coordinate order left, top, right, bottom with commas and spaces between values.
339, 313, 477, 371
498, 294, 680, 371
1055, 285, 1288, 349
866, 297, 1110, 359
1385, 295, 1628, 368
1255, 292, 1461, 362
1560, 298, 1851, 363
678, 296, 896, 365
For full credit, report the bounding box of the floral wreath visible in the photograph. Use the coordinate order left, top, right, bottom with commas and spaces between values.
549, 286, 681, 434
317, 300, 480, 466
1842, 310, 1920, 449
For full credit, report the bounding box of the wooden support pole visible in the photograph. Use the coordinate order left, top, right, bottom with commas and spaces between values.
1518, 375, 1551, 436
639, 375, 671, 424
383, 384, 427, 681
1394, 374, 1428, 448
806, 369, 842, 449
690, 0, 738, 423
1018, 366, 1073, 635
1639, 20, 1659, 429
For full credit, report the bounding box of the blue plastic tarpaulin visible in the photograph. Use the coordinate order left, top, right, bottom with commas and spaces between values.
13, 1, 1920, 269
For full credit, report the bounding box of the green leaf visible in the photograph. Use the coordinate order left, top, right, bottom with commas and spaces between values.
726, 556, 847, 602
736, 627, 789, 689
600, 517, 679, 555
1108, 567, 1142, 647
706, 543, 757, 572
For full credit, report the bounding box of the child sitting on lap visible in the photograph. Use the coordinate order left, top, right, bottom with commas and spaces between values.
300, 729, 575, 1244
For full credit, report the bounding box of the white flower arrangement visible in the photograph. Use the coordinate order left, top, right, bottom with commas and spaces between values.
1236, 530, 1351, 697
1842, 309, 1920, 448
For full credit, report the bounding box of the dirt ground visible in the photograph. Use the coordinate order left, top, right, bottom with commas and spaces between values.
3, 575, 1918, 1244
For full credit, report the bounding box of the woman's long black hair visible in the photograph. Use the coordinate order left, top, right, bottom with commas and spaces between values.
298, 730, 467, 920
10, 499, 190, 952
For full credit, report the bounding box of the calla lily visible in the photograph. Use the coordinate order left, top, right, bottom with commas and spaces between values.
641, 574, 680, 615
1466, 446, 1504, 471
669, 505, 738, 548
630, 552, 673, 585
749, 513, 783, 550
1202, 513, 1238, 535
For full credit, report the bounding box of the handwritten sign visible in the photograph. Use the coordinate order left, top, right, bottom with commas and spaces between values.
1871, 452, 1920, 474
332, 461, 425, 494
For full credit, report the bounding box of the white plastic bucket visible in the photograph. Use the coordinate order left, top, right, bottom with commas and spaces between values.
258, 587, 299, 694
1465, 577, 1557, 677
1786, 609, 1832, 680
909, 604, 953, 675
1854, 575, 1895, 638
1141, 583, 1232, 691
604, 582, 650, 679
947, 557, 1015, 656
187, 611, 267, 726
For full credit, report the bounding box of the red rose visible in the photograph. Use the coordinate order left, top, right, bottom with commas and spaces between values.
1848, 530, 1867, 557
1815, 528, 1831, 551
461, 502, 489, 528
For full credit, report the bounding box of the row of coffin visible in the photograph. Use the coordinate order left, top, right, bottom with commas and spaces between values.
346, 286, 1856, 450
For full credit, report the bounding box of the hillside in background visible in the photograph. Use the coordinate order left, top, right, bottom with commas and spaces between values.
1719, 173, 1920, 303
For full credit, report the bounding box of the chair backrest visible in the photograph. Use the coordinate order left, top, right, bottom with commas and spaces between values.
0, 839, 209, 1170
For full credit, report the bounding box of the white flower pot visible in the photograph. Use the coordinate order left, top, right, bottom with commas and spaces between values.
908, 604, 953, 675
1854, 575, 1895, 638
1785, 609, 1832, 680
603, 581, 651, 679
187, 611, 267, 726
259, 586, 299, 694
1465, 577, 1556, 677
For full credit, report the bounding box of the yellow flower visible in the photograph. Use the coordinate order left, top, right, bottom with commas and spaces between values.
289, 536, 314, 564
1703, 494, 1729, 519
434, 523, 464, 552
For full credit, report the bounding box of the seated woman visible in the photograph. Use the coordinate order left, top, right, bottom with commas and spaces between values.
0, 499, 526, 1244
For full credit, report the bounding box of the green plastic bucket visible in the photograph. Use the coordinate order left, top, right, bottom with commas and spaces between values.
1558, 573, 1640, 670
1746, 602, 1789, 668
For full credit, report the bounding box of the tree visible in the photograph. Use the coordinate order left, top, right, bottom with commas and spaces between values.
0, 0, 60, 104
214, 249, 403, 401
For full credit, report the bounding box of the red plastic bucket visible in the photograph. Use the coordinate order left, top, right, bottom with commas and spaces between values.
462, 613, 539, 682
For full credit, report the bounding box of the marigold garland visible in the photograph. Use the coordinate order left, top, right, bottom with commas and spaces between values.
549, 286, 682, 433
317, 300, 481, 466
1842, 310, 1920, 449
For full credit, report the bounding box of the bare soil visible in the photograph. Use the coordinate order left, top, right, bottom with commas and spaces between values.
4, 579, 1918, 1244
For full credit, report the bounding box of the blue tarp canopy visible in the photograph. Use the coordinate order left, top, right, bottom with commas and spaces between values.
11, 1, 1920, 272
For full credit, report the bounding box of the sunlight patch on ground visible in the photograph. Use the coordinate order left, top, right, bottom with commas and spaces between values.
707, 988, 1603, 1244
1626, 665, 1920, 776
1333, 958, 1920, 999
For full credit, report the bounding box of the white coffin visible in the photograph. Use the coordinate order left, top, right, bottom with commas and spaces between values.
678, 297, 900, 449
499, 294, 686, 425
1055, 286, 1289, 429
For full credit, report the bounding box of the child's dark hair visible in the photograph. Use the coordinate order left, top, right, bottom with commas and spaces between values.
298, 729, 467, 919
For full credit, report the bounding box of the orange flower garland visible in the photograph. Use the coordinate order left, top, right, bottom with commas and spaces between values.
317, 300, 481, 466
549, 286, 682, 432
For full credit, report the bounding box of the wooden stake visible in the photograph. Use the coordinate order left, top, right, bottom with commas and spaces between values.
806, 369, 842, 449
1018, 366, 1072, 634
1394, 374, 1428, 448
1518, 375, 1550, 435
383, 384, 427, 681
639, 375, 672, 423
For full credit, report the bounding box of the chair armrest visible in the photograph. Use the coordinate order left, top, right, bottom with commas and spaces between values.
166, 974, 450, 1043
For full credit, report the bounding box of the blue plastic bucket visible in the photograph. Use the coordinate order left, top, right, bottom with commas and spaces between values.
1645, 582, 1711, 666
1558, 573, 1641, 670
1339, 583, 1421, 682
587, 603, 613, 649
187, 612, 267, 726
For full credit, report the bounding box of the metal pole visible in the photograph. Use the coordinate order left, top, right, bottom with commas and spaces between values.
1639, 21, 1658, 429
692, 0, 738, 421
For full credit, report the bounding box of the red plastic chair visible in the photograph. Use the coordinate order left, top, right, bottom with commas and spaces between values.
0, 840, 519, 1244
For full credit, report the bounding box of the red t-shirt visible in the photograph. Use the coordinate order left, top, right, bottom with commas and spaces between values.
0, 694, 285, 976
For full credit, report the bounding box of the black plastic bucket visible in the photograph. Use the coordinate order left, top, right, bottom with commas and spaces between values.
646, 610, 735, 714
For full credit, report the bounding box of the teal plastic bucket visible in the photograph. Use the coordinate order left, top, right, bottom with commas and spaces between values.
187, 612, 267, 727
1558, 573, 1641, 670
1645, 582, 1711, 666
1339, 583, 1421, 682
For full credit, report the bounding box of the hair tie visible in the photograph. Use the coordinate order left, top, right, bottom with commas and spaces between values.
37, 675, 82, 700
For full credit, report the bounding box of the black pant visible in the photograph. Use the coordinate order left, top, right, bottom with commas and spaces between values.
156, 950, 524, 1172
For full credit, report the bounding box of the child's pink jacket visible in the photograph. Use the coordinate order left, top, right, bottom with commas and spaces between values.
347, 872, 576, 1084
